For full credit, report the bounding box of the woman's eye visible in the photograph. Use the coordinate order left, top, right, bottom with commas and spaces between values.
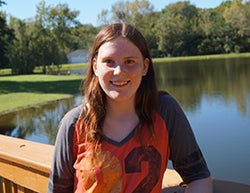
103, 59, 114, 66
105, 59, 113, 63
125, 59, 135, 66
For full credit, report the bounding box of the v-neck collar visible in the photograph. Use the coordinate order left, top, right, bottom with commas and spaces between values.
103, 127, 137, 147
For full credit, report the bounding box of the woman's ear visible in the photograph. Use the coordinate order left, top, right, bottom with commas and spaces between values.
143, 58, 150, 76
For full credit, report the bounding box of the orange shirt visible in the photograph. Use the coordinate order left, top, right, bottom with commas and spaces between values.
73, 112, 170, 193
48, 93, 211, 193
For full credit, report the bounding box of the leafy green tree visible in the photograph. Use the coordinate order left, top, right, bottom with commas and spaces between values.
69, 24, 99, 50
34, 1, 63, 73
243, 1, 250, 51
0, 13, 15, 69
223, 0, 247, 37
124, 0, 158, 56
155, 1, 200, 56
8, 18, 36, 74
33, 0, 81, 73
6, 2, 68, 74
35, 1, 81, 49
46, 2, 80, 53
31, 23, 64, 74
197, 9, 236, 54
223, 0, 250, 52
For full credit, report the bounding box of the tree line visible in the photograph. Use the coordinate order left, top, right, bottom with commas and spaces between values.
0, 0, 250, 74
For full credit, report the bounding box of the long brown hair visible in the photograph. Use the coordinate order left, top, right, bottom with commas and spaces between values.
78, 23, 158, 146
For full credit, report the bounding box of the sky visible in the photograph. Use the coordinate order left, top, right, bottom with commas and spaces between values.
1, 0, 224, 26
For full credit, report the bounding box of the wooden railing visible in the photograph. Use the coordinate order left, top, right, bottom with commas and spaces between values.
0, 134, 54, 193
0, 134, 186, 193
1, 134, 250, 193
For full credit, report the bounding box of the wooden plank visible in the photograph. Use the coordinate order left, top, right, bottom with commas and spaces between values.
17, 185, 25, 193
12, 183, 18, 193
0, 134, 54, 173
17, 185, 35, 193
0, 134, 54, 192
0, 158, 49, 192
2, 178, 12, 193
0, 178, 3, 193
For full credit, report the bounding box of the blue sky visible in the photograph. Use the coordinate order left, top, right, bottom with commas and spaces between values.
2, 0, 224, 26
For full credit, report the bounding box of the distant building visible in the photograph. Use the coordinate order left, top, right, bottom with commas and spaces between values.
67, 49, 89, 64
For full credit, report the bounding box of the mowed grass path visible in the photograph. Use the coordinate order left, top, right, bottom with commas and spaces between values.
0, 74, 83, 113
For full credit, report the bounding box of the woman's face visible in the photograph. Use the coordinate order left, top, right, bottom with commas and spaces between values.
93, 37, 149, 104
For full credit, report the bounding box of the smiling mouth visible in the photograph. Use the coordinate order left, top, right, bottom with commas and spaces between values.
111, 81, 130, 86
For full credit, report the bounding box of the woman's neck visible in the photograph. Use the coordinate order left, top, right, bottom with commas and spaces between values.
103, 98, 139, 142
106, 98, 136, 118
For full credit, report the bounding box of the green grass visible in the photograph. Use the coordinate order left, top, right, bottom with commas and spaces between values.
0, 93, 71, 113
0, 74, 83, 113
0, 63, 87, 76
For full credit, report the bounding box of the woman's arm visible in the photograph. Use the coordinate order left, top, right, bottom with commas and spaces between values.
185, 177, 213, 193
158, 93, 212, 189
48, 106, 81, 193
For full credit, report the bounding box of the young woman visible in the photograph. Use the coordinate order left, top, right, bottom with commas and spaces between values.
48, 23, 212, 193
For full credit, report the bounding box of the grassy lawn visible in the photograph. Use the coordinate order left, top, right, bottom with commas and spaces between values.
0, 63, 87, 76
0, 74, 83, 113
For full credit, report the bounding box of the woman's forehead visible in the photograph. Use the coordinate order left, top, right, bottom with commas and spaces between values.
98, 37, 142, 57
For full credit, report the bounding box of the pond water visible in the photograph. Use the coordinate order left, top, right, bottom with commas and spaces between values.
154, 58, 250, 185
0, 57, 250, 185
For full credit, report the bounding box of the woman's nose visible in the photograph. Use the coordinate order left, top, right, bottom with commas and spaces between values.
113, 63, 125, 75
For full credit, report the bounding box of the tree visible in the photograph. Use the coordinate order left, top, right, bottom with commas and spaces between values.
97, 0, 154, 28
69, 24, 99, 50
46, 2, 80, 53
34, 1, 62, 74
197, 9, 236, 54
123, 0, 158, 56
31, 23, 64, 74
223, 0, 247, 37
223, 0, 250, 52
154, 1, 200, 56
97, 9, 110, 26
0, 13, 15, 69
33, 0, 81, 73
8, 18, 36, 74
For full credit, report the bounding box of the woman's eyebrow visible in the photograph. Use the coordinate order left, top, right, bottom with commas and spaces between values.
124, 56, 139, 59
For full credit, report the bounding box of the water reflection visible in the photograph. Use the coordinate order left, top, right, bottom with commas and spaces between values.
155, 58, 250, 116
0, 96, 83, 144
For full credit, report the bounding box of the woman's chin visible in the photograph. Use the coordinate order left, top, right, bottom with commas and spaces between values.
107, 93, 134, 103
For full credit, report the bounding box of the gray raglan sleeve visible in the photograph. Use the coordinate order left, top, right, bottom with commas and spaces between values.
47, 106, 81, 193
158, 93, 210, 184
